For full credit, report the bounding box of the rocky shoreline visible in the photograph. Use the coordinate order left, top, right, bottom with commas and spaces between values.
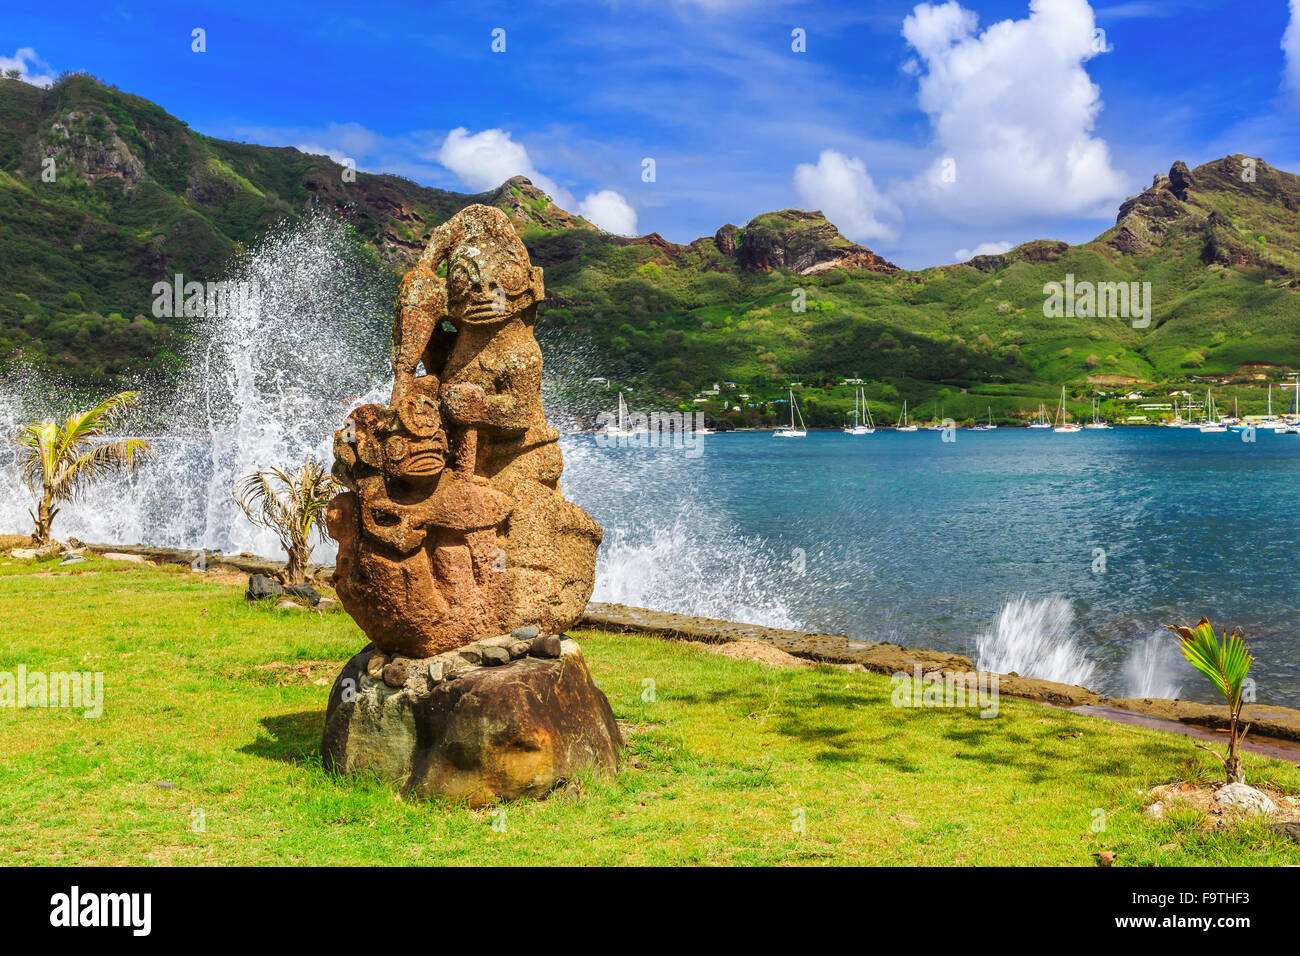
579, 602, 1300, 748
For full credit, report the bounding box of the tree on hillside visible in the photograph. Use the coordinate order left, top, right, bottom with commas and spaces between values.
14, 391, 153, 546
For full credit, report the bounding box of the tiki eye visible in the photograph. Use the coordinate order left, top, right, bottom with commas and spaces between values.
447, 258, 482, 295
384, 436, 408, 461
493, 260, 527, 294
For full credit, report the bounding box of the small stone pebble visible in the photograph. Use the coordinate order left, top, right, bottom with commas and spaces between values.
481, 645, 510, 666
529, 634, 562, 659
427, 660, 445, 682
458, 647, 483, 665
512, 625, 540, 641
382, 659, 410, 687
366, 653, 389, 679
508, 641, 530, 660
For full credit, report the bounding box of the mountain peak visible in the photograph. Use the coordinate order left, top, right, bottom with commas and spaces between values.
1105, 155, 1300, 282
729, 208, 898, 275
481, 176, 596, 234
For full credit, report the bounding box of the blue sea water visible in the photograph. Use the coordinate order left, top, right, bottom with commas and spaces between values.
566, 426, 1300, 708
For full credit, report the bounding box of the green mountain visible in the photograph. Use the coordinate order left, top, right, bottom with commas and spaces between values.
2, 73, 1299, 427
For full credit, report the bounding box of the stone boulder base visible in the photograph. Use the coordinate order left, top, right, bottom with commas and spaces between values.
322, 638, 621, 807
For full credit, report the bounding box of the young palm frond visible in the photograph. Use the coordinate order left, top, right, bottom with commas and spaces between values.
233, 461, 337, 584
13, 391, 153, 546
1164, 617, 1254, 784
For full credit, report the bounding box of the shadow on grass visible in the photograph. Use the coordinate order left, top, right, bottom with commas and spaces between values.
764, 687, 1197, 785
240, 710, 324, 765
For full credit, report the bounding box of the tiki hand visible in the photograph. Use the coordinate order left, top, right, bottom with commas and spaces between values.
442, 382, 491, 424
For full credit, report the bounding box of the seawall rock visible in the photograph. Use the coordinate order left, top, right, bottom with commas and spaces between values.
322, 635, 620, 806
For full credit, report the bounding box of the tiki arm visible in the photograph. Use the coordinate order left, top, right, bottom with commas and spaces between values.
391, 263, 444, 402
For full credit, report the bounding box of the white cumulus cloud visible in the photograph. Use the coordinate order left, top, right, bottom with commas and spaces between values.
437, 127, 556, 194
954, 240, 1013, 260
1, 47, 56, 87
435, 127, 637, 235
578, 190, 639, 236
792, 149, 900, 243
1284, 0, 1300, 104
898, 0, 1127, 223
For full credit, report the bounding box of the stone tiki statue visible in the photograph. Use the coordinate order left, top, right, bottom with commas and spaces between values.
327, 205, 602, 658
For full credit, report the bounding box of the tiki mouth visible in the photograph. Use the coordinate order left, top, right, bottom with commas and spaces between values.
455, 303, 513, 323
399, 449, 445, 477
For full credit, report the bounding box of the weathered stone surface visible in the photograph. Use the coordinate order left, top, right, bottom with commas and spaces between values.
530, 634, 562, 659
101, 552, 147, 564
481, 645, 510, 666
511, 625, 540, 641
322, 643, 621, 806
327, 204, 602, 657
1103, 697, 1300, 743
581, 602, 977, 673
1213, 782, 1277, 815
1271, 822, 1300, 843
284, 582, 321, 606
74, 542, 328, 579
246, 574, 283, 601
382, 658, 411, 687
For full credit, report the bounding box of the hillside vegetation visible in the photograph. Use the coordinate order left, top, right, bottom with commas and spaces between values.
1, 74, 1298, 426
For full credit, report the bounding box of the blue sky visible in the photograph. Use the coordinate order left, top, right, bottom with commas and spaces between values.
4, 0, 1299, 267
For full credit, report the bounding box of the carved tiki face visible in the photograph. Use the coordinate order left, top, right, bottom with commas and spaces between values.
334, 381, 448, 492
442, 214, 544, 327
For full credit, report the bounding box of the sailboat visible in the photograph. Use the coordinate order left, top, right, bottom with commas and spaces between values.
843, 387, 874, 435
1199, 388, 1227, 432
1084, 397, 1111, 429
1227, 396, 1247, 433
1261, 383, 1288, 432
773, 388, 807, 438
1028, 402, 1052, 429
972, 406, 997, 431
924, 403, 945, 430
1162, 394, 1184, 426
606, 391, 648, 438
1285, 374, 1300, 434
1053, 386, 1082, 433
895, 399, 918, 432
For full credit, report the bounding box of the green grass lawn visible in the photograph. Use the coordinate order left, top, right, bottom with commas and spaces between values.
1, 556, 1298, 866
